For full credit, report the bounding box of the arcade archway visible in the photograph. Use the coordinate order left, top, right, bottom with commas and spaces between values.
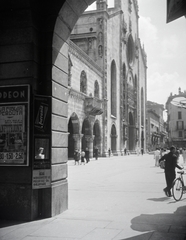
81, 118, 92, 151
0, 0, 97, 220
68, 113, 80, 158
93, 120, 101, 154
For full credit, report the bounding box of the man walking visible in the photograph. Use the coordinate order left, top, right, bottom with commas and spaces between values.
159, 146, 183, 197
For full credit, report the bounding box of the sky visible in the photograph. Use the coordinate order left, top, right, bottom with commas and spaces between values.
87, 0, 186, 107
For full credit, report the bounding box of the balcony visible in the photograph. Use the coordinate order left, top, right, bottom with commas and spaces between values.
85, 97, 103, 116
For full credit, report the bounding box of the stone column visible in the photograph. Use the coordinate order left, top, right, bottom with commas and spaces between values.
85, 135, 94, 158
73, 134, 81, 151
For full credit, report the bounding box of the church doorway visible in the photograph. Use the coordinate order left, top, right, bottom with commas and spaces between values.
111, 124, 117, 154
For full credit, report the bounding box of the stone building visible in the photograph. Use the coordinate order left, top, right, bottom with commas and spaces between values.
68, 0, 147, 157
0, 0, 146, 221
146, 101, 167, 151
68, 41, 103, 158
166, 88, 186, 148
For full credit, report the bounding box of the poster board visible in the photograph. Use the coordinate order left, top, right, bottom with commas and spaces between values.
32, 95, 51, 189
0, 85, 30, 166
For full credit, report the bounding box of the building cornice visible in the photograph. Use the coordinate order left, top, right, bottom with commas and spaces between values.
69, 40, 103, 77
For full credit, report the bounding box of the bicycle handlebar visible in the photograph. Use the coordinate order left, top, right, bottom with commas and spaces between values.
177, 170, 184, 174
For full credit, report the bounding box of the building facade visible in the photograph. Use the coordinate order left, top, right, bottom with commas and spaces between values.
166, 88, 186, 148
0, 0, 146, 221
146, 101, 167, 151
68, 0, 147, 157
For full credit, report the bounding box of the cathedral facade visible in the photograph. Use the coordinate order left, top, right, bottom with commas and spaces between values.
68, 0, 147, 157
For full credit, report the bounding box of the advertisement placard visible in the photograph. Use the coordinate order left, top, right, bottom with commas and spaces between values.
0, 85, 29, 166
32, 169, 51, 189
32, 95, 51, 189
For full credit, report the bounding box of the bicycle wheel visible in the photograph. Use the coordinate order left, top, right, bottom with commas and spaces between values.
172, 178, 183, 201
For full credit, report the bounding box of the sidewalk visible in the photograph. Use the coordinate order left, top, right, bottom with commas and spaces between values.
1, 154, 186, 240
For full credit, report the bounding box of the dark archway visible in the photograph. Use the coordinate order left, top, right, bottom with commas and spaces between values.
141, 130, 144, 149
0, 0, 97, 220
111, 124, 117, 154
111, 60, 117, 117
141, 87, 144, 126
81, 118, 92, 151
93, 120, 101, 153
129, 112, 135, 151
68, 113, 80, 158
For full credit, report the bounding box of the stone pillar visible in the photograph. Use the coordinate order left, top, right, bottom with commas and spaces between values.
73, 134, 81, 151
85, 135, 94, 158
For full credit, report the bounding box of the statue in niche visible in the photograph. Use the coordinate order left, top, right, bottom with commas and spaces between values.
98, 45, 103, 58
80, 71, 87, 94
98, 32, 103, 44
88, 38, 92, 49
97, 18, 103, 29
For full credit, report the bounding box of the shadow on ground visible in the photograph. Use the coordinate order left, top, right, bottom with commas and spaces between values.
120, 205, 186, 240
0, 220, 24, 228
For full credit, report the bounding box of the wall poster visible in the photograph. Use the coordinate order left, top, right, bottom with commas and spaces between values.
32, 95, 51, 189
0, 85, 30, 166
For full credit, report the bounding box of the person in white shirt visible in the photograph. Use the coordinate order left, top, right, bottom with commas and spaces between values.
154, 148, 160, 167
182, 148, 186, 165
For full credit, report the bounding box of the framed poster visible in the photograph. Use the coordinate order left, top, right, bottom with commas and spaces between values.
0, 85, 30, 166
32, 95, 51, 189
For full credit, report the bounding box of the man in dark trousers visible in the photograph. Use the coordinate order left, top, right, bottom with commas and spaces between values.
159, 146, 183, 197
85, 148, 90, 163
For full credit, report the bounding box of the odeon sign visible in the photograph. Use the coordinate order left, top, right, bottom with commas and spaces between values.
0, 85, 29, 103
0, 90, 25, 99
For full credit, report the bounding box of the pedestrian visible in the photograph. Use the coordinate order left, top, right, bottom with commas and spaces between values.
74, 149, 80, 165
137, 147, 140, 156
94, 147, 98, 160
141, 148, 144, 156
85, 147, 90, 163
154, 148, 160, 167
81, 150, 85, 165
159, 146, 183, 197
124, 148, 127, 155
108, 148, 111, 157
182, 147, 186, 164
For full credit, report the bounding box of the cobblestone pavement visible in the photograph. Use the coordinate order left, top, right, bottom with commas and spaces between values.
1, 154, 186, 240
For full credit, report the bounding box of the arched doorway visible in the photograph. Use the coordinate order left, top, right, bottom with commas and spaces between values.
0, 0, 98, 221
68, 113, 80, 158
129, 112, 135, 151
81, 118, 92, 151
93, 120, 101, 154
111, 124, 117, 154
141, 130, 144, 149
111, 60, 117, 117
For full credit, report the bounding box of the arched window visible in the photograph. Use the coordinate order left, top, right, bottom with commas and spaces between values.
127, 34, 134, 66
111, 60, 117, 116
141, 87, 144, 126
80, 71, 87, 94
94, 80, 99, 98
134, 75, 137, 90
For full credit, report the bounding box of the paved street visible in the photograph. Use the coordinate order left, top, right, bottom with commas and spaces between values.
1, 154, 186, 240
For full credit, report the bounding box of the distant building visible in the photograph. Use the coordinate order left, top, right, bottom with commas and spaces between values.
146, 101, 167, 151
68, 0, 147, 157
166, 88, 186, 148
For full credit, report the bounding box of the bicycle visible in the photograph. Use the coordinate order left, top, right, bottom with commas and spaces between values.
172, 170, 186, 201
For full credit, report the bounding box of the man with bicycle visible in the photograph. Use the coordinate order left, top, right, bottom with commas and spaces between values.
159, 146, 183, 197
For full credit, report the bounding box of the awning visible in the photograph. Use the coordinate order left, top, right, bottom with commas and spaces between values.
167, 0, 186, 23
